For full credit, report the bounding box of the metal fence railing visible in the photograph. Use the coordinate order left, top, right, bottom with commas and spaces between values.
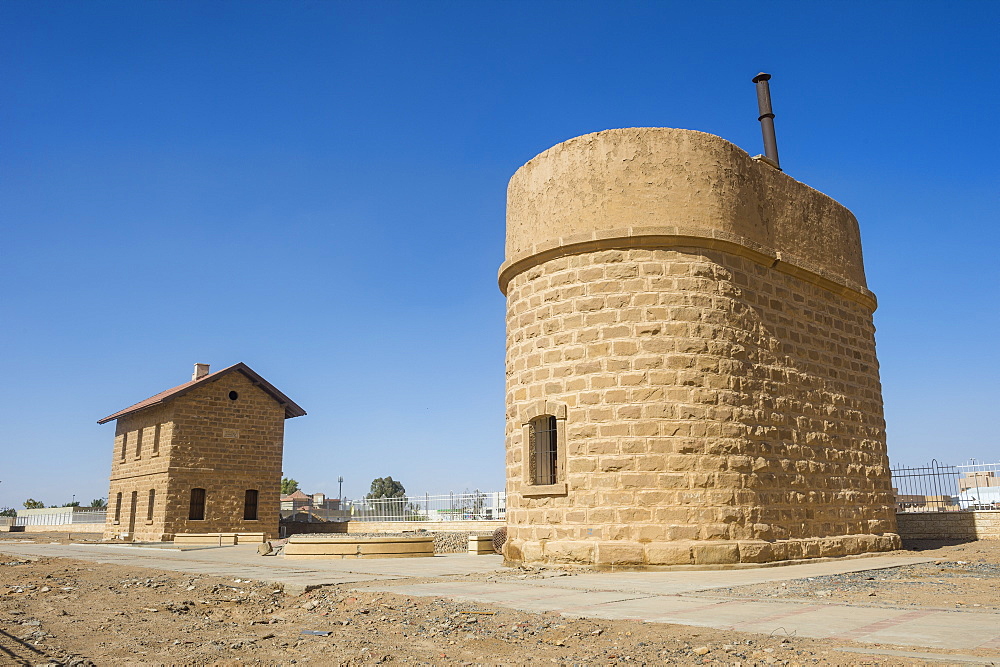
344, 491, 506, 522
891, 460, 1000, 512
15, 508, 107, 526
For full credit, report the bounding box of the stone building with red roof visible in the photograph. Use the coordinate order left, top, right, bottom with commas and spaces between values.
279, 489, 313, 512
98, 363, 305, 541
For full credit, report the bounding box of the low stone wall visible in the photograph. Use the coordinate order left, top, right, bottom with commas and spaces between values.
346, 520, 504, 533
20, 524, 103, 534
174, 532, 265, 545
284, 535, 435, 559
896, 511, 1000, 540
280, 521, 349, 537
469, 535, 496, 554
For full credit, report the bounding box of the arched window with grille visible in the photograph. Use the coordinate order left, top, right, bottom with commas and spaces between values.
529, 415, 558, 485
520, 401, 568, 496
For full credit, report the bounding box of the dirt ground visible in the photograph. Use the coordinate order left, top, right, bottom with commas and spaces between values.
710, 540, 1000, 611
1, 535, 998, 666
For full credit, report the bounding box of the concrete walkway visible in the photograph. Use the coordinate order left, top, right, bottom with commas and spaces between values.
379, 579, 1000, 651
0, 542, 501, 592
2, 542, 998, 655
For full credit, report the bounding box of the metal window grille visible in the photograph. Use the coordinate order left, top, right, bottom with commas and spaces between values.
530, 415, 558, 485
189, 488, 206, 520
244, 489, 259, 521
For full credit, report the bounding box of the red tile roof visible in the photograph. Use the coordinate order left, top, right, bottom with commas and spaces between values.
280, 490, 312, 501
97, 362, 306, 424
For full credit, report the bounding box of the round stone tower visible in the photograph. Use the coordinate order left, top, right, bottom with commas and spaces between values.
500, 128, 899, 567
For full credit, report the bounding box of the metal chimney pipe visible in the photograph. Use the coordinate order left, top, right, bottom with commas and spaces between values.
752, 72, 780, 169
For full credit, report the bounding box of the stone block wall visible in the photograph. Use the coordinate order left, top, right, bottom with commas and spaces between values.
501, 128, 899, 567
105, 372, 285, 541
105, 402, 174, 541
503, 247, 898, 566
169, 373, 285, 475
896, 511, 1000, 541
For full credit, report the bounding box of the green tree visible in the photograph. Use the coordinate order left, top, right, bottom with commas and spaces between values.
89, 498, 107, 508
62, 501, 81, 507
280, 478, 299, 495
0, 507, 16, 518
22, 499, 44, 509
367, 476, 405, 499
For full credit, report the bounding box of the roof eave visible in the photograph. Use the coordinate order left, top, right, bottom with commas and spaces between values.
96, 362, 306, 424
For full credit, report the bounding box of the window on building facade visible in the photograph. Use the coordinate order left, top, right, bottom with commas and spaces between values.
529, 415, 558, 485
152, 424, 160, 455
114, 492, 123, 523
243, 489, 259, 521
147, 489, 155, 521
119, 433, 127, 461
135, 428, 143, 458
189, 488, 206, 521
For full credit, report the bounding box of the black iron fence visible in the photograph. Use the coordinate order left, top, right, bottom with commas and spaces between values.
891, 460, 1000, 512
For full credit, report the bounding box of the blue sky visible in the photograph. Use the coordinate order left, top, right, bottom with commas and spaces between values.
1, 1, 997, 509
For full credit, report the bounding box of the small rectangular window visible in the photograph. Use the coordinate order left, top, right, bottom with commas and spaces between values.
119, 433, 127, 461
114, 492, 123, 523
135, 428, 143, 459
243, 489, 259, 521
530, 415, 558, 485
189, 488, 206, 521
146, 489, 156, 521
152, 424, 161, 455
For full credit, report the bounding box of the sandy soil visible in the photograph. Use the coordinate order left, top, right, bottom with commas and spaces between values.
0, 535, 997, 666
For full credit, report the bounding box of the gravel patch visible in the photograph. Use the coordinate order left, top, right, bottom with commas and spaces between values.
710, 559, 1000, 610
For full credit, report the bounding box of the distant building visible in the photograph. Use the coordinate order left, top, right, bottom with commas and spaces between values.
959, 471, 1000, 493
892, 486, 961, 511
98, 363, 305, 541
310, 492, 340, 510
280, 490, 341, 513
280, 490, 312, 512
957, 471, 1000, 509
